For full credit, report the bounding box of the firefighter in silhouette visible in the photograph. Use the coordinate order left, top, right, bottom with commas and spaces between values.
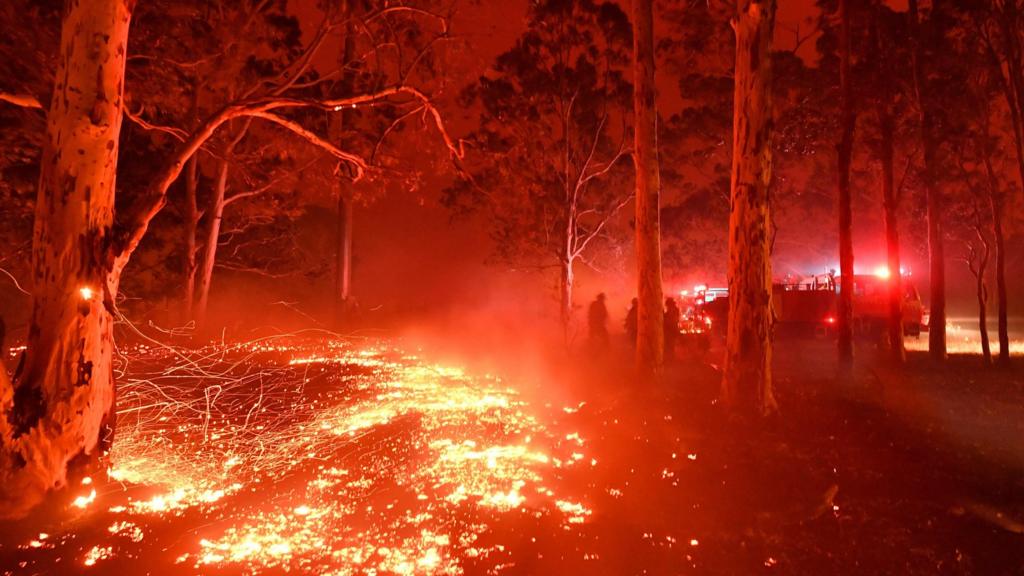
624, 297, 638, 347
588, 293, 610, 349
664, 297, 681, 360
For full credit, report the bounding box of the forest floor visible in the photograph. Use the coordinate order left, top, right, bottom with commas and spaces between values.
1, 332, 1023, 575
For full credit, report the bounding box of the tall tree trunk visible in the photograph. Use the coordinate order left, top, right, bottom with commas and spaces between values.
836, 0, 856, 369
632, 0, 665, 377
982, 148, 1010, 364
910, 0, 946, 360
879, 101, 905, 362
182, 156, 200, 323
982, 10, 1017, 365
974, 247, 991, 363
0, 0, 132, 519
722, 0, 777, 416
334, 191, 353, 320
332, 11, 356, 327
194, 159, 228, 330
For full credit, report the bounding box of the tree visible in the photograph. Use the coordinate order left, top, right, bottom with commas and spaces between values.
330, 22, 357, 326
975, 1, 1023, 365
869, 5, 906, 362
957, 203, 993, 363
722, 0, 778, 415
449, 0, 633, 337
0, 0, 132, 519
633, 0, 664, 376
948, 56, 1013, 364
0, 0, 465, 518
836, 0, 856, 368
909, 0, 947, 360
659, 4, 836, 288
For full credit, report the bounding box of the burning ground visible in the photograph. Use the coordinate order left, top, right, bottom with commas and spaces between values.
2, 334, 1024, 575
0, 335, 597, 574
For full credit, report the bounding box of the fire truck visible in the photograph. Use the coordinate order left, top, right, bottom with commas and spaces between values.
682, 271, 925, 341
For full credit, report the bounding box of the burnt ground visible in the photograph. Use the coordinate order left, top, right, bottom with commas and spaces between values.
1, 335, 1022, 575
539, 338, 1024, 575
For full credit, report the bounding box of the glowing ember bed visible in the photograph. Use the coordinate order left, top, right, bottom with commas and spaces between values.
1, 337, 593, 575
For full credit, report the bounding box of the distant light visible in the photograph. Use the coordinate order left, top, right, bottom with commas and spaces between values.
694, 284, 707, 293
680, 290, 689, 297
873, 266, 891, 279
79, 286, 94, 301
825, 316, 836, 324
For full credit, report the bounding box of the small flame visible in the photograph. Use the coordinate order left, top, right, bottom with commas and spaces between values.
79, 286, 94, 301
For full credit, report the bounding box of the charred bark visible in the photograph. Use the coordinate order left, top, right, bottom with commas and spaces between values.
0, 0, 132, 519
632, 0, 665, 377
722, 0, 778, 416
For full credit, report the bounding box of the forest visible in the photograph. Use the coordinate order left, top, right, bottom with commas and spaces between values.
0, 0, 1023, 574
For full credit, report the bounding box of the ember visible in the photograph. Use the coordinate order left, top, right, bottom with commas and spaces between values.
6, 337, 592, 573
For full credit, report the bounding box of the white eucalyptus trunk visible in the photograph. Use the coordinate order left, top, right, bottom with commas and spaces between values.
0, 0, 132, 518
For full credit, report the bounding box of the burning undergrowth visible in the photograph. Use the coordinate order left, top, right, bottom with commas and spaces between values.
1, 334, 593, 574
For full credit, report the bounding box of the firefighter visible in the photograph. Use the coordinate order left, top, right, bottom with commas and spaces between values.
587, 293, 610, 349
664, 297, 681, 360
624, 297, 638, 346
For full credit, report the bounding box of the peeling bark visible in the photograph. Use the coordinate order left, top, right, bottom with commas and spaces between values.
632, 0, 664, 377
0, 0, 131, 519
722, 0, 777, 416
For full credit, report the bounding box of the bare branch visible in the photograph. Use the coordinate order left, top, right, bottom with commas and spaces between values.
114, 85, 465, 268
223, 158, 319, 207
0, 267, 31, 296
125, 105, 189, 141
0, 92, 43, 109
372, 105, 426, 162
572, 192, 633, 258
247, 111, 367, 174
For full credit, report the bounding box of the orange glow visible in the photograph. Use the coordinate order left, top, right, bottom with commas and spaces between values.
79, 286, 94, 300
50, 337, 595, 574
